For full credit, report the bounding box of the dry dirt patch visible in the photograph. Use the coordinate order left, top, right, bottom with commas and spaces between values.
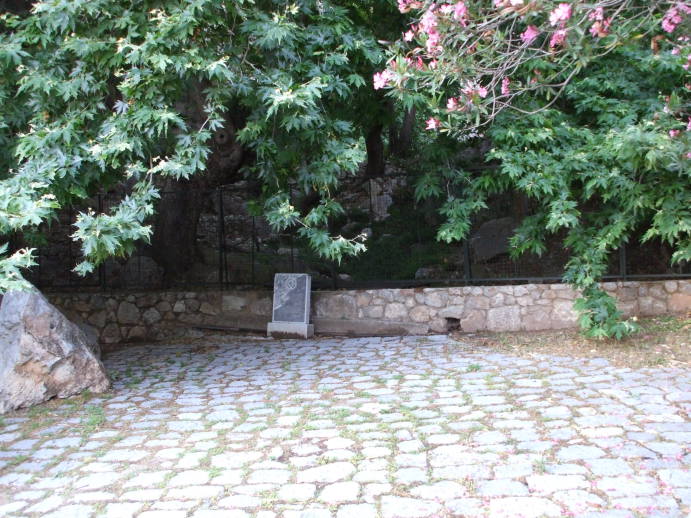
453, 315, 691, 369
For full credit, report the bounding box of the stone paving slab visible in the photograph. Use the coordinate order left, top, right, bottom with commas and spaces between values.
0, 335, 690, 517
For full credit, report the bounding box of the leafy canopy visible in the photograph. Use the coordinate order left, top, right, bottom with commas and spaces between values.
0, 0, 390, 289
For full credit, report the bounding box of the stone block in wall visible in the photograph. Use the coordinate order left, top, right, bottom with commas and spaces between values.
173, 300, 185, 312
552, 299, 578, 329
521, 306, 552, 331
314, 294, 357, 319
127, 326, 147, 340
249, 296, 272, 316
639, 296, 667, 316
429, 318, 447, 333
117, 301, 140, 325
486, 306, 521, 332
438, 305, 464, 319
489, 293, 504, 307
460, 310, 486, 332
679, 281, 691, 295
157, 301, 172, 312
617, 300, 638, 318
362, 305, 384, 319
222, 295, 247, 311
465, 295, 490, 311
616, 286, 637, 301
142, 308, 162, 325
200, 302, 218, 316
409, 305, 432, 323
88, 310, 107, 328
664, 281, 678, 293
669, 293, 691, 313
384, 303, 408, 320
356, 292, 372, 307
185, 299, 200, 312
423, 290, 448, 308
513, 285, 529, 297
137, 294, 159, 307
648, 285, 666, 299
101, 323, 121, 344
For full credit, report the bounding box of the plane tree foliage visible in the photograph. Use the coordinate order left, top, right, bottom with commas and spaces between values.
0, 0, 394, 288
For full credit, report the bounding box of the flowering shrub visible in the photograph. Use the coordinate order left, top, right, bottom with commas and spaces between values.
378, 1, 689, 139
379, 1, 690, 338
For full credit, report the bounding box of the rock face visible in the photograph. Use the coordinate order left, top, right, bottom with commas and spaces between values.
0, 288, 110, 413
471, 217, 517, 262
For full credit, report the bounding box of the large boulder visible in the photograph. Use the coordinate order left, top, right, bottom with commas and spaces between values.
0, 288, 110, 414
471, 217, 517, 263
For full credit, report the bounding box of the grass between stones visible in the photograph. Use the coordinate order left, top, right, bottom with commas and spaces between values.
453, 315, 691, 368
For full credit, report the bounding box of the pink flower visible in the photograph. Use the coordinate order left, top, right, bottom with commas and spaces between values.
398, 0, 422, 13
420, 9, 438, 34
550, 29, 568, 48
461, 83, 488, 99
687, 117, 691, 131
672, 47, 680, 55
425, 117, 441, 130
669, 129, 681, 138
501, 77, 511, 95
589, 18, 611, 38
404, 29, 415, 42
520, 25, 540, 44
447, 97, 459, 111
662, 6, 684, 33
425, 30, 442, 53
588, 7, 604, 22
549, 3, 572, 26
373, 70, 393, 90
453, 2, 469, 25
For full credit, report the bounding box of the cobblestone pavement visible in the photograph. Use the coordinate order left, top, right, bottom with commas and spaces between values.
1, 335, 690, 518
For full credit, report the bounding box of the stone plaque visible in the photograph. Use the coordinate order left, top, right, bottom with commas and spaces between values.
268, 274, 314, 338
272, 273, 311, 323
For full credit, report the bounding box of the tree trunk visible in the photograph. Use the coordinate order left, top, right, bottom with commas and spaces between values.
364, 124, 385, 177
150, 178, 206, 285
390, 108, 416, 157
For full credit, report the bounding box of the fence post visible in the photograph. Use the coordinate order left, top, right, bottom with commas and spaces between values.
251, 216, 256, 285
97, 194, 106, 291
619, 245, 627, 281
217, 188, 225, 288
463, 239, 473, 283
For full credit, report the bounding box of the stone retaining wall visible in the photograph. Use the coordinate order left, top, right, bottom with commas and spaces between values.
49, 280, 691, 346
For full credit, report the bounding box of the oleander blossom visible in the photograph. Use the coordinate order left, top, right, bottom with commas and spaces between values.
662, 3, 691, 33
420, 9, 438, 33
398, 0, 422, 13
550, 29, 568, 48
669, 129, 681, 138
521, 25, 540, 44
373, 70, 394, 90
589, 18, 611, 38
462, 83, 488, 99
447, 97, 460, 111
404, 29, 415, 42
550, 3, 572, 26
454, 2, 469, 23
425, 117, 441, 130
588, 7, 605, 21
501, 77, 511, 95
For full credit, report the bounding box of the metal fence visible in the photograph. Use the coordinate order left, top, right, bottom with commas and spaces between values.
24, 182, 691, 292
